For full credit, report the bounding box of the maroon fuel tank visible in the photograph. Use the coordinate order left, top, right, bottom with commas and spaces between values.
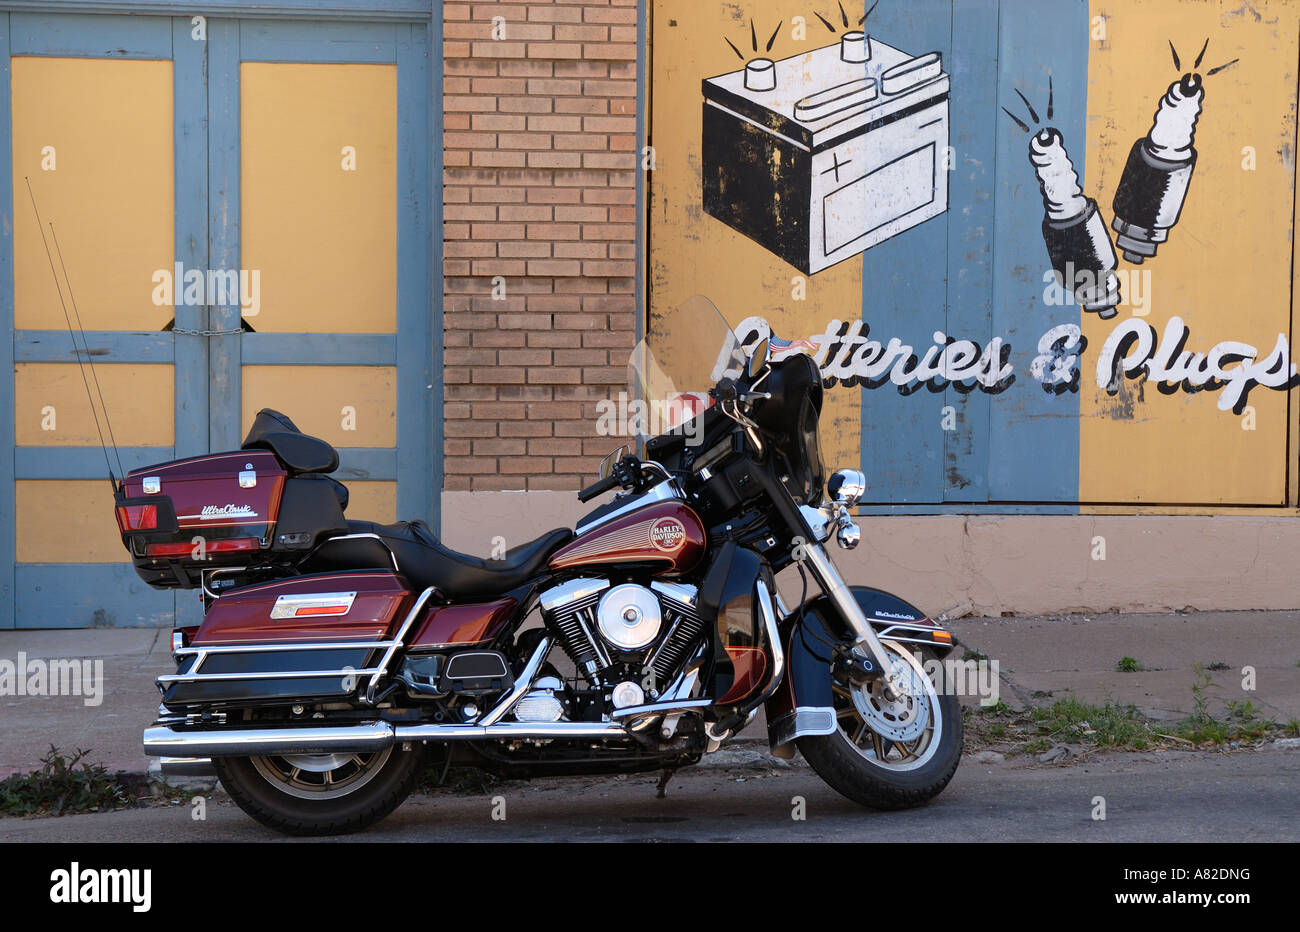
547, 501, 706, 575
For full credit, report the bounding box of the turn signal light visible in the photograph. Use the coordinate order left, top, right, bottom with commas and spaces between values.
145, 538, 259, 558
116, 504, 158, 532
292, 604, 352, 616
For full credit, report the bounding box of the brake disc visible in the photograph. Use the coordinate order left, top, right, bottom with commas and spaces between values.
849, 654, 931, 743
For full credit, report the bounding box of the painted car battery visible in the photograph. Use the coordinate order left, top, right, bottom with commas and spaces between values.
702, 32, 949, 275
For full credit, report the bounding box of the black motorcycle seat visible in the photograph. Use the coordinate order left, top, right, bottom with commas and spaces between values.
311, 519, 574, 600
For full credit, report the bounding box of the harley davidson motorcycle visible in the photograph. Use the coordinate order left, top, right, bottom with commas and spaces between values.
119, 296, 962, 835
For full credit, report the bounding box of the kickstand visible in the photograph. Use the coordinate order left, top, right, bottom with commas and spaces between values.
655, 766, 676, 799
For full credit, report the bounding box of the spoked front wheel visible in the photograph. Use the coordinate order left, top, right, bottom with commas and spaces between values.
214, 743, 425, 835
797, 642, 962, 810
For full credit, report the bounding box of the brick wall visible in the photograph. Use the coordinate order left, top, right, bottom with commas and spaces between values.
442, 0, 639, 491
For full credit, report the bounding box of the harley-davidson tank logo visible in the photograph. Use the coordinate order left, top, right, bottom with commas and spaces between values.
190, 504, 259, 520
649, 518, 687, 552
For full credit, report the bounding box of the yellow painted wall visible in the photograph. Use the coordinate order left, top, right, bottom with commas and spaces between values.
16, 480, 123, 563
344, 481, 397, 525
10, 57, 173, 332
1080, 0, 1297, 505
647, 2, 861, 468
14, 363, 173, 446
241, 365, 397, 447
241, 62, 397, 334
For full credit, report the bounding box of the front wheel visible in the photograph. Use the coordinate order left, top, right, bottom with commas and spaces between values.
797, 642, 962, 810
214, 743, 425, 836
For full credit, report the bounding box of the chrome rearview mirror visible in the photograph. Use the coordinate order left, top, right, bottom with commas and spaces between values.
598, 445, 630, 480
827, 468, 867, 507
746, 337, 770, 380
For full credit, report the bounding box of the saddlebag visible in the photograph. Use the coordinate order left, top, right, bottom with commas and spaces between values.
160, 570, 414, 710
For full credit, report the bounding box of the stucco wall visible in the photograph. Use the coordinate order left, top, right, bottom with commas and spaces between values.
442, 491, 1300, 614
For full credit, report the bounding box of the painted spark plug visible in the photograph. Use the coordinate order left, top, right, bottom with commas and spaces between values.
1030, 127, 1121, 318
1112, 72, 1203, 263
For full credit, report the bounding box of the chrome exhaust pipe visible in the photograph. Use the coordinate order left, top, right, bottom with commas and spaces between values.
159, 756, 217, 779
143, 719, 634, 758
394, 721, 629, 741
144, 721, 396, 758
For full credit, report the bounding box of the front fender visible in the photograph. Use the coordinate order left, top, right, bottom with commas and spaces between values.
764, 586, 955, 758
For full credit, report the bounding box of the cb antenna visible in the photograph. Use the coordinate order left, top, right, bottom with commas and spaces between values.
24, 177, 124, 491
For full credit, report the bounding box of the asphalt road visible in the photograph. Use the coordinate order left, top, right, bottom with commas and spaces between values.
1, 747, 1296, 842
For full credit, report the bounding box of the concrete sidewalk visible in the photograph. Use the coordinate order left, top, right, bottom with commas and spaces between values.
1, 610, 1297, 777
947, 610, 1300, 722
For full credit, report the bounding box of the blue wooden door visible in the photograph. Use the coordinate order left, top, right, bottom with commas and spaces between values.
0, 6, 440, 629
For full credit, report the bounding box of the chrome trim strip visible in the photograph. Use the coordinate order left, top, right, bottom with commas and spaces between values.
768, 706, 837, 749
574, 480, 683, 535
177, 640, 393, 656
874, 622, 942, 636
479, 635, 553, 726
158, 667, 383, 684
365, 586, 437, 703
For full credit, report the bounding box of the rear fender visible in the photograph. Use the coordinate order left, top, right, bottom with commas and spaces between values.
764, 586, 955, 757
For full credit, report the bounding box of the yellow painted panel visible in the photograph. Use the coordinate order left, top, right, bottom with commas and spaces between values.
14, 363, 174, 446
1080, 0, 1295, 505
648, 2, 861, 469
16, 480, 123, 563
241, 62, 397, 334
241, 366, 396, 447
343, 481, 397, 525
11, 57, 173, 332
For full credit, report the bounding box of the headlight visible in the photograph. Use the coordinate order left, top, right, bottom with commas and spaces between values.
827, 468, 866, 507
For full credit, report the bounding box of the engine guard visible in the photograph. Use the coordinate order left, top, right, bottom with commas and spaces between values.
764, 586, 955, 758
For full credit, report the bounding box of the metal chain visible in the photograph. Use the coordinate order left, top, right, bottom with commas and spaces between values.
169, 327, 244, 336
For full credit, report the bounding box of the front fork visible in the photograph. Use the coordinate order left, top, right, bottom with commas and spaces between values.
798, 506, 907, 701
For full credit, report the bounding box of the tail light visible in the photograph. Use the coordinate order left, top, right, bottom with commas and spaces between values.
116, 504, 158, 532
145, 538, 260, 558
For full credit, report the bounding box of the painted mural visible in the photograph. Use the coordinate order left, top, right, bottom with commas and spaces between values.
648, 0, 1300, 508
700, 2, 949, 274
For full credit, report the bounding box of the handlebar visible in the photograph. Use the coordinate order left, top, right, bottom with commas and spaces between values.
577, 473, 621, 503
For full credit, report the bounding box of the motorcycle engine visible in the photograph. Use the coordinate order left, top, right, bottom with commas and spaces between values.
538, 577, 708, 702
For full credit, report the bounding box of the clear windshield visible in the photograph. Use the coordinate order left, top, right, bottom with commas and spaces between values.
627, 295, 747, 442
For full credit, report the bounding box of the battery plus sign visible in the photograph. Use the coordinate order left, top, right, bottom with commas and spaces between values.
821, 151, 851, 182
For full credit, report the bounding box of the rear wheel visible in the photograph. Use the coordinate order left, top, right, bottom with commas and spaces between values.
797, 642, 962, 810
214, 743, 424, 836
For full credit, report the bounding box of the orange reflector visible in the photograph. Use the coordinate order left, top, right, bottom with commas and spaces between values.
294, 605, 351, 616
932, 631, 953, 643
